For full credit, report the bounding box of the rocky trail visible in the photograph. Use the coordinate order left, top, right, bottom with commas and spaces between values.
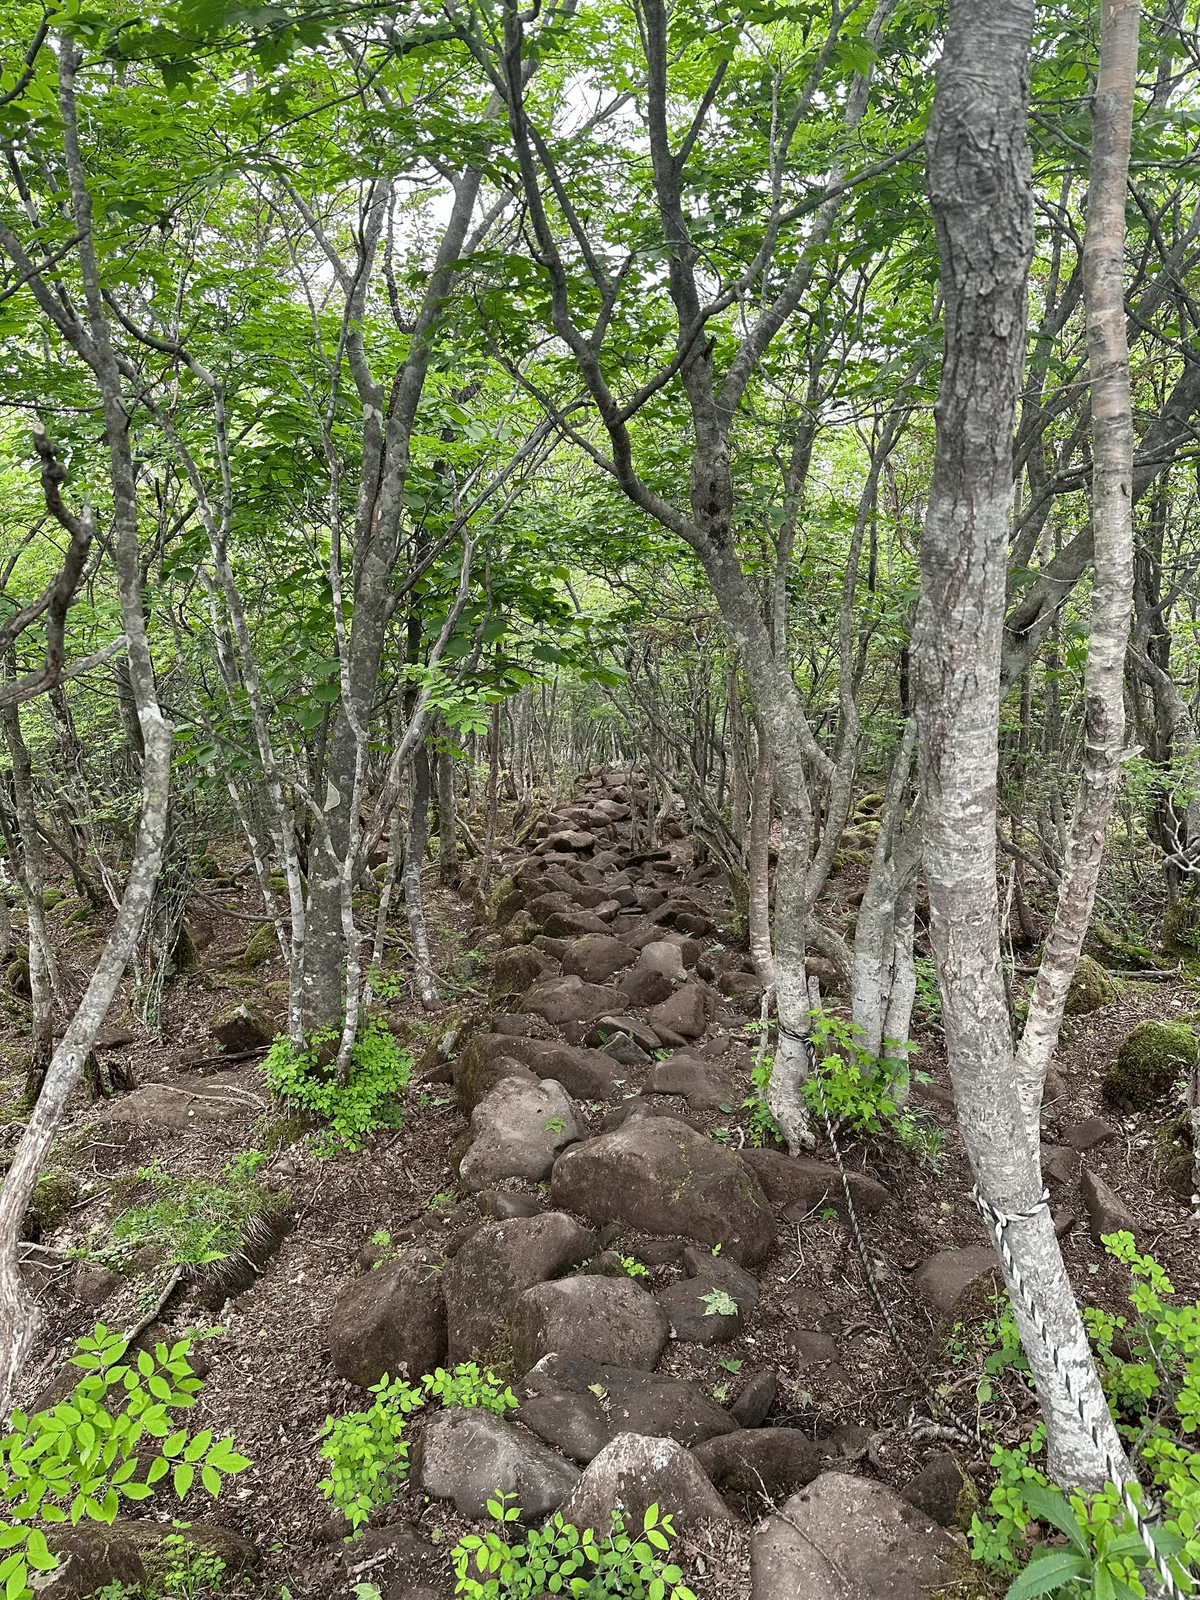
12, 768, 1200, 1600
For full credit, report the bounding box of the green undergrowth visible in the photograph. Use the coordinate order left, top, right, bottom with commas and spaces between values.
968, 1233, 1200, 1598
319, 1364, 518, 1531
263, 1016, 411, 1149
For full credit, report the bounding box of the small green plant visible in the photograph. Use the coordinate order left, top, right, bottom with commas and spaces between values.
970, 1234, 1200, 1597
617, 1255, 649, 1280
742, 1052, 782, 1147
264, 1016, 412, 1147
103, 1153, 278, 1273
426, 1190, 458, 1210
701, 1289, 739, 1317
452, 1495, 696, 1599
544, 1117, 568, 1134
318, 1375, 424, 1532
802, 1012, 943, 1168
422, 1364, 518, 1415
0, 1325, 249, 1600
150, 1532, 227, 1600
913, 956, 942, 1025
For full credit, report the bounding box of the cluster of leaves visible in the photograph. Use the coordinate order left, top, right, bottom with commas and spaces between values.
318, 1363, 518, 1531
801, 1013, 943, 1169
264, 1018, 412, 1146
970, 1233, 1200, 1598
741, 1043, 782, 1148
452, 1496, 695, 1600
100, 1150, 274, 1271
0, 1325, 249, 1600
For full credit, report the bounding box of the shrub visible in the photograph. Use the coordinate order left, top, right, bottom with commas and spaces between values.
422, 1364, 517, 1415
0, 1324, 249, 1600
264, 1016, 412, 1145
453, 1496, 696, 1600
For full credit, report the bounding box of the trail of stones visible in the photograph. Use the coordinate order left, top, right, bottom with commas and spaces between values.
328, 768, 964, 1598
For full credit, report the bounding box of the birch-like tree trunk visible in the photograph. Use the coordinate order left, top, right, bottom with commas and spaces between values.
914, 0, 1130, 1488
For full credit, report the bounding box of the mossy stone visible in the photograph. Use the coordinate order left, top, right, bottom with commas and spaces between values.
242, 923, 277, 969
41, 888, 64, 911
1155, 1111, 1196, 1198
1084, 923, 1162, 972
5, 955, 30, 998
22, 1169, 80, 1242
1103, 1019, 1197, 1110
1064, 954, 1119, 1015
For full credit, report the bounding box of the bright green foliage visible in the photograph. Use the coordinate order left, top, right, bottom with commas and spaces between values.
452, 1496, 696, 1600
105, 1151, 276, 1270
264, 1018, 412, 1146
970, 1235, 1200, 1597
146, 1534, 227, 1600
617, 1256, 649, 1280
801, 1013, 942, 1167
317, 1376, 424, 1532
701, 1290, 739, 1317
742, 1052, 782, 1148
0, 1325, 250, 1600
421, 1365, 518, 1416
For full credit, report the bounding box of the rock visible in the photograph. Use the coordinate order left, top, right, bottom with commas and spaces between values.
241, 923, 277, 969
586, 1016, 662, 1053
558, 1433, 735, 1532
562, 936, 639, 985
329, 1254, 447, 1388
602, 1034, 653, 1069
751, 1474, 958, 1599
1041, 1143, 1081, 1188
513, 1274, 669, 1373
551, 1118, 775, 1264
210, 1003, 274, 1053
43, 1521, 259, 1600
1061, 1115, 1120, 1151
645, 1056, 737, 1111
539, 829, 596, 853
544, 911, 613, 940
656, 1256, 760, 1344
455, 1034, 624, 1110
491, 944, 553, 1003
414, 1407, 579, 1522
478, 1190, 543, 1220
785, 1330, 843, 1372
730, 1369, 777, 1428
911, 1246, 999, 1314
693, 1429, 822, 1502
71, 1262, 122, 1308
901, 1452, 976, 1530
621, 939, 685, 994
647, 982, 714, 1042
1081, 1168, 1138, 1242
1104, 1019, 1197, 1111
458, 1077, 582, 1192
739, 1147, 891, 1219
522, 975, 625, 1026
517, 1353, 738, 1463
442, 1213, 596, 1362
1064, 954, 1119, 1015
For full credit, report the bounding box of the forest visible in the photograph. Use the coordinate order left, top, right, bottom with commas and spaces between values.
0, 0, 1198, 1593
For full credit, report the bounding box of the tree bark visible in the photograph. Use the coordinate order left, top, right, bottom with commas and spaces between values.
914, 0, 1127, 1489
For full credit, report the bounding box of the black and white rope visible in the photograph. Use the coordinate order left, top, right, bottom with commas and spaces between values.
972, 1185, 1190, 1600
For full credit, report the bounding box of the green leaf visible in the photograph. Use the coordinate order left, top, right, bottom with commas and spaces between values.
1021, 1485, 1088, 1556
23, 1530, 56, 1572
1003, 1550, 1090, 1599
173, 1463, 194, 1499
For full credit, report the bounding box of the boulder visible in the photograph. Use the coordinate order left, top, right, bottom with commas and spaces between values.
550, 1118, 775, 1264
750, 1474, 958, 1599
558, 1433, 735, 1533
645, 1056, 737, 1111
522, 975, 625, 1026
1081, 1169, 1138, 1242
692, 1429, 822, 1502
512, 1275, 669, 1373
1041, 1143, 1081, 1189
1103, 1019, 1197, 1110
99, 1070, 261, 1142
911, 1246, 999, 1315
586, 1016, 662, 1053
539, 829, 596, 853
491, 945, 553, 1004
414, 1407, 579, 1523
656, 1255, 760, 1345
478, 1190, 543, 1220
646, 982, 714, 1042
458, 1077, 582, 1192
1061, 1116, 1119, 1151
602, 1034, 653, 1069
442, 1213, 596, 1362
517, 1353, 737, 1463
544, 911, 613, 940
44, 1521, 258, 1600
210, 1003, 274, 1054
619, 941, 686, 1008
455, 1034, 624, 1110
1064, 954, 1119, 1015
901, 1452, 976, 1530
739, 1147, 891, 1219
329, 1254, 447, 1388
730, 1369, 777, 1428
562, 936, 639, 985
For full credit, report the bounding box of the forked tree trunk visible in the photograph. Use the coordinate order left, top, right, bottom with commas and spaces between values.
914, 0, 1130, 1489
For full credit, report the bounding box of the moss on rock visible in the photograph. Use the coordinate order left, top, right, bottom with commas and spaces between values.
1064, 954, 1119, 1015
1103, 1019, 1197, 1110
22, 1169, 80, 1242
1083, 922, 1163, 972
242, 923, 278, 969
1155, 1111, 1196, 1198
